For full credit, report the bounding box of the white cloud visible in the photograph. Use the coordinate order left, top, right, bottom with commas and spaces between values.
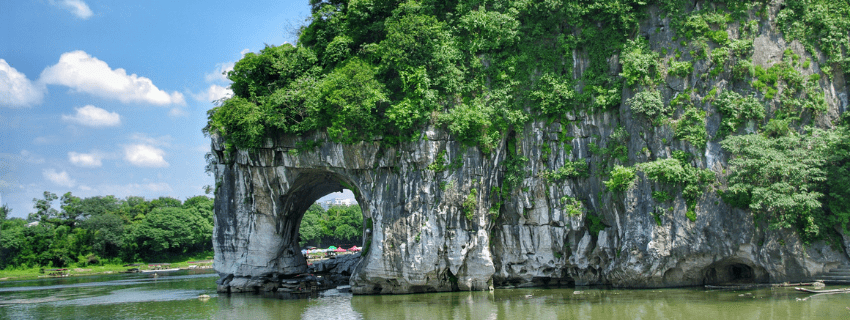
196, 50, 248, 104
193, 84, 232, 103
123, 144, 169, 167
43, 169, 76, 188
68, 151, 103, 168
40, 50, 185, 105
52, 0, 93, 20
62, 105, 121, 127
0, 59, 45, 108
204, 62, 235, 83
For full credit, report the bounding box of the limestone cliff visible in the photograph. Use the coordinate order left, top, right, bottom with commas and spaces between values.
211, 2, 850, 294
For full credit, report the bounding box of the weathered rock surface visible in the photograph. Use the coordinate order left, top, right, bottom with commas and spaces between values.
310, 253, 361, 275
212, 3, 850, 294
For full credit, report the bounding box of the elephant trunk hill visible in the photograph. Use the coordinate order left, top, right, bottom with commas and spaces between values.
208, 1, 850, 294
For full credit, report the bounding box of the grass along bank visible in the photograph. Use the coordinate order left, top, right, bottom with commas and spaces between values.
0, 251, 214, 281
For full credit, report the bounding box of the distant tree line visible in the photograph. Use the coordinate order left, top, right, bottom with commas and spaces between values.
0, 192, 213, 269
298, 204, 363, 248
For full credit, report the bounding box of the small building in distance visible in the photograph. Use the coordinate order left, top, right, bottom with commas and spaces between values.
319, 198, 357, 209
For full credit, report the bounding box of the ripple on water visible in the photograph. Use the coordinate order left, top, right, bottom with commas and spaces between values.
48, 288, 213, 306
301, 293, 363, 320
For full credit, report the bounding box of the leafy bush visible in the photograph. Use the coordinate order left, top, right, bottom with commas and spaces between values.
323, 35, 353, 68
228, 44, 319, 101
685, 210, 697, 222
437, 98, 517, 153
668, 60, 693, 77
427, 150, 448, 172
709, 47, 729, 76
641, 158, 689, 184
605, 165, 636, 192
206, 97, 267, 152
620, 38, 659, 87
502, 155, 528, 193
762, 118, 792, 138
586, 213, 607, 237
464, 188, 478, 221
652, 191, 673, 202
628, 90, 668, 120
676, 9, 730, 42
675, 105, 708, 149
541, 160, 590, 181
456, 8, 519, 53
316, 58, 389, 143
530, 73, 577, 116
823, 124, 850, 236
560, 196, 585, 216
777, 0, 850, 71
720, 131, 838, 242
729, 39, 754, 57
640, 156, 714, 215
714, 90, 765, 139
589, 127, 631, 172
489, 187, 502, 220
732, 59, 754, 80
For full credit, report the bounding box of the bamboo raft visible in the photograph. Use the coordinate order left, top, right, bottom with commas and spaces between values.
704, 283, 816, 290
794, 287, 850, 294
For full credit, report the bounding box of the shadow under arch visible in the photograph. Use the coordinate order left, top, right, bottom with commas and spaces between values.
276, 169, 371, 275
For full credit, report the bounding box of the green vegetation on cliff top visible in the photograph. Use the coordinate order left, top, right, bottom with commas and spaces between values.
205, 0, 850, 243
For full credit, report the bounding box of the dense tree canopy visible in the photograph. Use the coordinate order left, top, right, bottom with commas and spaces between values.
299, 204, 363, 248
206, 0, 663, 151
0, 194, 214, 269
721, 122, 850, 243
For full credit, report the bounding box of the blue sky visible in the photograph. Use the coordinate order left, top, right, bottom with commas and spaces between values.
0, 0, 354, 218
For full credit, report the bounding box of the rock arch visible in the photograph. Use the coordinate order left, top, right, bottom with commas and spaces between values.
210, 131, 497, 294
210, 125, 847, 294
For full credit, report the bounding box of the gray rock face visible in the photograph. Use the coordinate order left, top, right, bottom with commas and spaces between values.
211, 5, 850, 294
211, 128, 500, 294
310, 253, 361, 275
211, 120, 848, 293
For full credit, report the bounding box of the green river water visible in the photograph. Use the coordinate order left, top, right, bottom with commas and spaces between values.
0, 271, 847, 319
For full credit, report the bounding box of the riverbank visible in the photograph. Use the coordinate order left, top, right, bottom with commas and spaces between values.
0, 254, 214, 281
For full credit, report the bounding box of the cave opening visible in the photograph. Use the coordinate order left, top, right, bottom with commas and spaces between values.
702, 261, 763, 285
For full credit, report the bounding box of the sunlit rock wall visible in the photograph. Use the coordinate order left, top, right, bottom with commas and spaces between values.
211, 2, 849, 294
